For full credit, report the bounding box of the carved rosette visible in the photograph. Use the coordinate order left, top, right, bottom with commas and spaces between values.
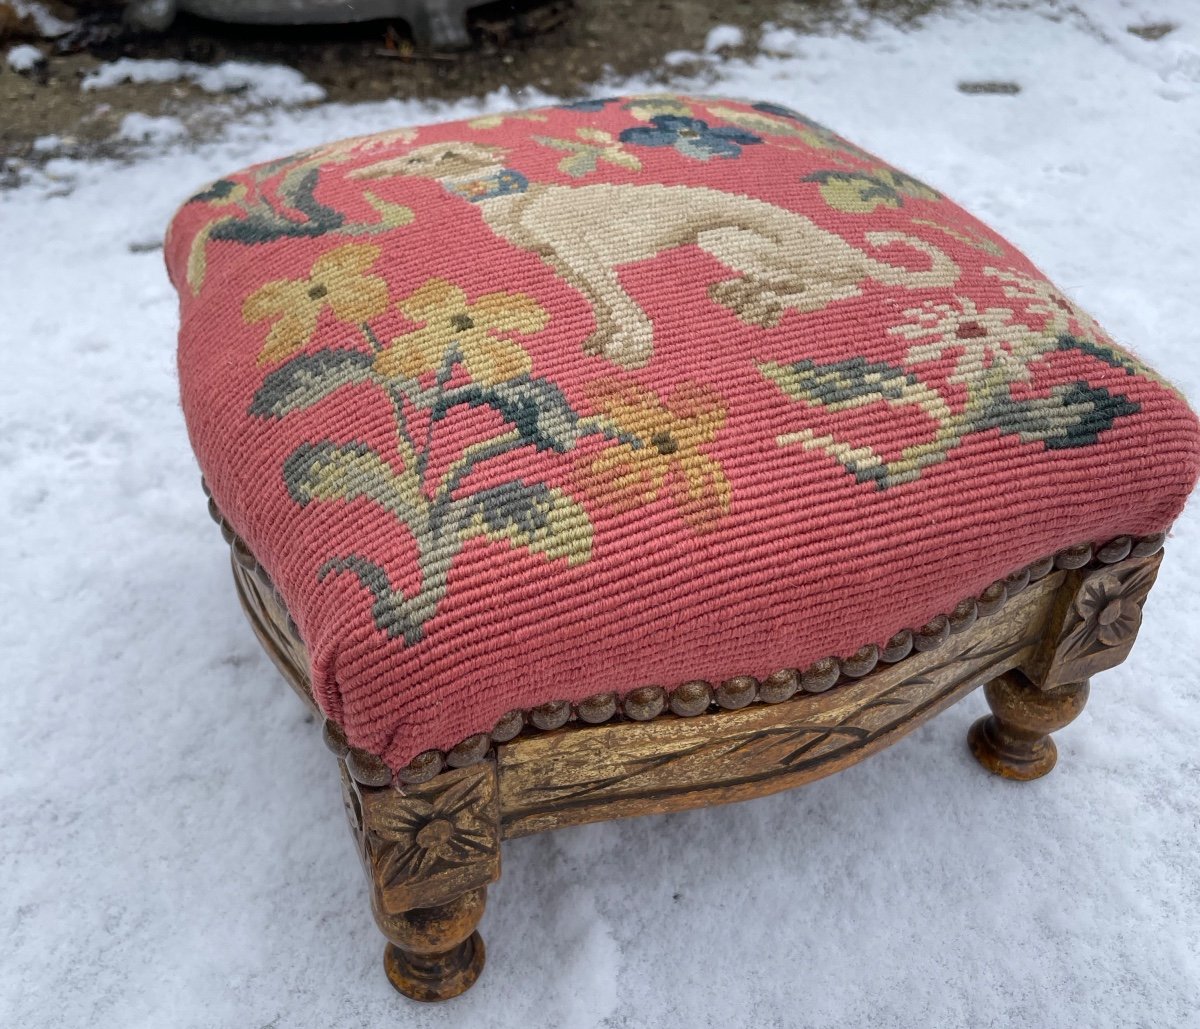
344, 763, 501, 914
1038, 550, 1163, 688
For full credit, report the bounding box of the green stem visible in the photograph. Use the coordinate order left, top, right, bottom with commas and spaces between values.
429, 429, 528, 539
436, 429, 524, 502
362, 324, 385, 354
385, 385, 422, 482
415, 346, 463, 481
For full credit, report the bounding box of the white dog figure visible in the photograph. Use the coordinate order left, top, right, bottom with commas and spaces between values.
353, 141, 959, 368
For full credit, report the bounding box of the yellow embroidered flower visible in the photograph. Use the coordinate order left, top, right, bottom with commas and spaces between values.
243, 243, 389, 364
580, 380, 731, 532
375, 278, 548, 385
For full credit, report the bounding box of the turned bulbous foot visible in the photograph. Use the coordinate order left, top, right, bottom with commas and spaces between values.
377, 887, 487, 1002
968, 672, 1090, 781
384, 930, 486, 1002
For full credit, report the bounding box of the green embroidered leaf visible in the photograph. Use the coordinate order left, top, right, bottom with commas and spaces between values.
185, 218, 220, 294
359, 191, 414, 230
317, 555, 424, 644
250, 350, 376, 419
441, 375, 588, 452
451, 480, 593, 566
760, 357, 929, 412
977, 382, 1140, 449
533, 135, 599, 177
559, 148, 600, 178
803, 169, 940, 213
212, 169, 345, 245
283, 441, 410, 516
188, 178, 240, 203
532, 133, 641, 178
706, 105, 820, 142
1056, 333, 1146, 378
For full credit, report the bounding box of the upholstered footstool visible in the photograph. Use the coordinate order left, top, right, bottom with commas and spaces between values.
168, 94, 1200, 1001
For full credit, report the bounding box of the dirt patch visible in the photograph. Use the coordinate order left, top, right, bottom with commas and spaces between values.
1, 0, 1026, 176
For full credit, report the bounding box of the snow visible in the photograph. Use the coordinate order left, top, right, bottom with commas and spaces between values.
662, 48, 699, 66
117, 112, 187, 144
705, 25, 745, 52
7, 0, 73, 38
759, 22, 806, 54
81, 57, 327, 105
3, 2, 1200, 1027
5, 42, 43, 72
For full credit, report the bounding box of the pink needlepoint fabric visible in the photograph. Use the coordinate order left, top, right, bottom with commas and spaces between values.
167, 94, 1200, 770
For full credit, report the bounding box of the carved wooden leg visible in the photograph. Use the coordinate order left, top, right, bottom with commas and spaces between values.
968, 671, 1090, 781
970, 542, 1164, 781
377, 887, 487, 1002
338, 758, 502, 1002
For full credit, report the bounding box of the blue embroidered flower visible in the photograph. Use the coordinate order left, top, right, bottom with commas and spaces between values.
558, 97, 619, 111
619, 115, 762, 161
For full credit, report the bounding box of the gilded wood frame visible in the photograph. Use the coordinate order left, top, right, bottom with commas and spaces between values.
216, 492, 1165, 1001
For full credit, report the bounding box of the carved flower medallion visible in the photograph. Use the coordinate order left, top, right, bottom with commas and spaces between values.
1059, 555, 1160, 662
368, 774, 496, 888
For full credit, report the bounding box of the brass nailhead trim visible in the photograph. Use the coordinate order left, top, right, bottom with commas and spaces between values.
209, 488, 1165, 789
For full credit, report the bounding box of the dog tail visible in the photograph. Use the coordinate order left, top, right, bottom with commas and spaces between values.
863, 231, 959, 289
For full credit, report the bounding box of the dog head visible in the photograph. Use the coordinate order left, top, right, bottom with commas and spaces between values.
351, 142, 505, 182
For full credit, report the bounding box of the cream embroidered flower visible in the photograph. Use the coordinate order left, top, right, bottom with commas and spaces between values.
889, 295, 1046, 384
983, 267, 1106, 341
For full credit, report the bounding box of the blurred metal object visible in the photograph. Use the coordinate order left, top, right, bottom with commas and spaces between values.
125, 0, 477, 49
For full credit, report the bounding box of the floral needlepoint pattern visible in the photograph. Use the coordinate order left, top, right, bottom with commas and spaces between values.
180, 148, 414, 294
619, 115, 762, 161
621, 95, 693, 121
170, 94, 1200, 769
243, 242, 390, 364
888, 296, 1044, 385
707, 102, 870, 157
580, 380, 731, 531
246, 254, 620, 644
803, 168, 941, 213
533, 128, 642, 178
761, 247, 1168, 488
375, 278, 546, 386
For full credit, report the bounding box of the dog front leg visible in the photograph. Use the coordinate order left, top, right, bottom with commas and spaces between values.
546, 253, 655, 368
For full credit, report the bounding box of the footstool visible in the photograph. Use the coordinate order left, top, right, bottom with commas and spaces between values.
167, 94, 1200, 1001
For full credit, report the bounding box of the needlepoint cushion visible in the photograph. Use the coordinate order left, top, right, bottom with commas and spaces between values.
167, 94, 1200, 771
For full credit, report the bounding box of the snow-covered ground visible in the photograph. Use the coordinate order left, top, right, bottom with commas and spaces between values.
3, 2, 1199, 1026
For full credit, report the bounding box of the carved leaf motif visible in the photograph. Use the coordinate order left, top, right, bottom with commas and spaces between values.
519, 632, 1036, 808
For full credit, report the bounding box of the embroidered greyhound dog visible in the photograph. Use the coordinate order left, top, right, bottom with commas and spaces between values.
353, 142, 960, 368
